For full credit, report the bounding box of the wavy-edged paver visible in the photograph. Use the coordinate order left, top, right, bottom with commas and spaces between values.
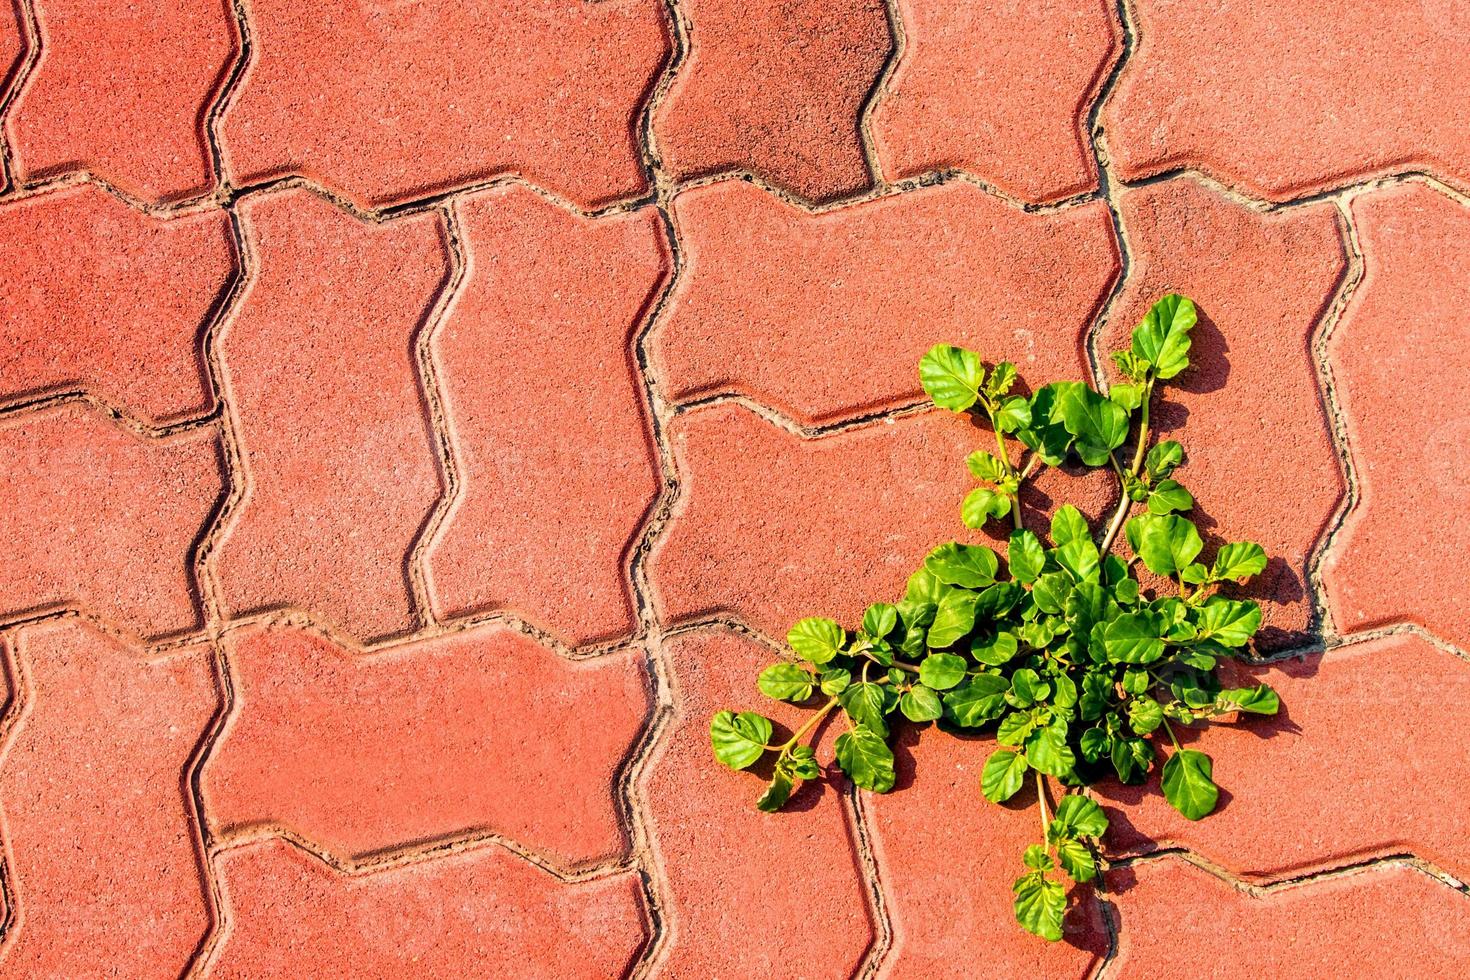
0, 183, 234, 423
0, 620, 218, 976
1104, 1, 1470, 201
1102, 634, 1470, 883
216, 189, 446, 642
210, 838, 648, 977
649, 403, 1116, 638
0, 4, 22, 162
0, 404, 222, 639
5, 0, 235, 202
866, 726, 1107, 977
220, 0, 667, 210
1100, 178, 1346, 647
872, 0, 1119, 202
652, 0, 891, 202
1108, 857, 1470, 977
1323, 184, 1470, 648
427, 186, 666, 645
202, 623, 649, 868
653, 181, 1118, 425
640, 629, 873, 977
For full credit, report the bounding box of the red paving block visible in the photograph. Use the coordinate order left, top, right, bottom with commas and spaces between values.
652, 0, 891, 202
1100, 178, 1346, 647
5, 0, 234, 202
0, 404, 222, 639
649, 404, 1116, 637
203, 624, 648, 868
1108, 857, 1470, 978
1101, 635, 1470, 882
872, 0, 1119, 202
1104, 2, 1470, 201
639, 630, 874, 976
653, 181, 1117, 425
1323, 185, 1470, 648
867, 727, 1107, 977
216, 190, 446, 642
220, 0, 667, 210
210, 839, 648, 978
0, 620, 217, 977
426, 187, 666, 645
0, 184, 234, 424
0, 4, 22, 139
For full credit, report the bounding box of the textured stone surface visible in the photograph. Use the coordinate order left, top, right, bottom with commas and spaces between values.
872, 0, 1119, 201
1101, 635, 1470, 882
220, 0, 667, 209
203, 624, 648, 867
1105, 1, 1470, 200
427, 187, 666, 645
0, 184, 234, 423
215, 190, 446, 641
653, 0, 891, 201
1100, 178, 1346, 647
210, 839, 648, 977
6, 0, 235, 201
1323, 184, 1470, 648
640, 629, 874, 977
0, 620, 217, 976
866, 726, 1109, 977
654, 180, 1118, 425
0, 404, 222, 639
1107, 858, 1470, 978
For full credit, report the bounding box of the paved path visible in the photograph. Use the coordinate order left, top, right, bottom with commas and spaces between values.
0, 1, 1467, 976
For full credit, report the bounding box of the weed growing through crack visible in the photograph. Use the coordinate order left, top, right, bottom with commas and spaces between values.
709, 294, 1281, 941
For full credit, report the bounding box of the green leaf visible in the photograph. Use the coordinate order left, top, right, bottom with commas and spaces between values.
1017, 385, 1075, 466
1024, 721, 1076, 777
1146, 440, 1184, 480
1180, 562, 1210, 585
981, 749, 1030, 803
900, 684, 944, 722
1212, 542, 1268, 583
1050, 505, 1091, 547
906, 567, 947, 605
1103, 611, 1166, 664
1136, 514, 1204, 577
834, 726, 896, 792
987, 361, 1018, 398
1109, 382, 1144, 413
966, 451, 1009, 483
1055, 382, 1130, 466
927, 588, 980, 648
709, 711, 772, 771
1031, 572, 1074, 614
919, 344, 985, 412
1111, 735, 1155, 783
1013, 872, 1066, 942
787, 617, 846, 664
1009, 668, 1051, 707
756, 768, 794, 812
862, 602, 899, 639
1217, 684, 1280, 715
1131, 293, 1197, 380
972, 630, 1019, 667
925, 542, 1000, 589
1022, 844, 1053, 872
1080, 673, 1111, 721
839, 682, 889, 737
758, 663, 814, 702
1008, 530, 1046, 584
1147, 479, 1193, 515
1050, 796, 1107, 842
785, 744, 821, 780
995, 396, 1031, 433
1127, 695, 1164, 735
974, 581, 1023, 619
1161, 749, 1219, 820
1055, 839, 1097, 883
996, 711, 1037, 747
1195, 598, 1262, 647
1055, 537, 1101, 584
943, 673, 1010, 727
962, 487, 1011, 528
918, 652, 968, 691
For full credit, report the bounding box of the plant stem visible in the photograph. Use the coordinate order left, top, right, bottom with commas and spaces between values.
1099, 377, 1158, 558
868, 651, 919, 674
1035, 771, 1051, 835
779, 697, 840, 753
1160, 716, 1182, 751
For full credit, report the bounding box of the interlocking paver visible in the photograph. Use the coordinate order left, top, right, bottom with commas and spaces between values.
0, 404, 222, 639
640, 629, 874, 977
427, 187, 666, 645
649, 403, 1116, 638
210, 839, 648, 977
203, 624, 648, 867
1107, 857, 1470, 978
5, 0, 234, 202
866, 727, 1108, 977
215, 189, 446, 641
219, 0, 667, 210
0, 184, 234, 423
0, 4, 22, 163
1104, 2, 1470, 201
0, 620, 217, 976
1099, 178, 1346, 647
652, 0, 891, 202
872, 0, 1119, 202
1101, 634, 1470, 882
653, 181, 1118, 425
1323, 184, 1470, 648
